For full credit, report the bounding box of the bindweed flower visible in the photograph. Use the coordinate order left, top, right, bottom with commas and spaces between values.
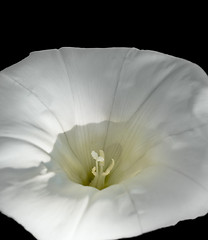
0, 47, 208, 240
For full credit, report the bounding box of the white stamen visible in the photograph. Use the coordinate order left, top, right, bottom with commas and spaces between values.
102, 159, 114, 176
92, 166, 97, 176
99, 150, 105, 159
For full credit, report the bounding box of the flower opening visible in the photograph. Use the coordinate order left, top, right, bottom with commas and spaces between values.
48, 120, 156, 191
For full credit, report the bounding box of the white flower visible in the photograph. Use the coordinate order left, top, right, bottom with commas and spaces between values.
0, 47, 208, 240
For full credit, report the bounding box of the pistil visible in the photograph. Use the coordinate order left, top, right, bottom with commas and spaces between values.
89, 150, 114, 190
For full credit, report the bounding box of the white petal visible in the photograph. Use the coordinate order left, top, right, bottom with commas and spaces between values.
2, 48, 130, 129
0, 170, 141, 240
104, 49, 208, 138
104, 50, 208, 183
0, 73, 58, 166
104, 50, 208, 234
2, 49, 76, 132
124, 164, 208, 234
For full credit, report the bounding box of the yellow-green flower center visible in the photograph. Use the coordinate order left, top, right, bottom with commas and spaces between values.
48, 121, 158, 191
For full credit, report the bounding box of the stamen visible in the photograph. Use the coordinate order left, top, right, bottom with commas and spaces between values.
99, 150, 105, 159
102, 159, 114, 176
92, 166, 97, 176
89, 150, 115, 190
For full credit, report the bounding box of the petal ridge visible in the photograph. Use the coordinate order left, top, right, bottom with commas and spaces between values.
0, 72, 81, 164
122, 182, 143, 234
162, 164, 208, 195
103, 48, 134, 149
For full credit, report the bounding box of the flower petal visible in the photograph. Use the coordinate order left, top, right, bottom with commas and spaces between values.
124, 163, 208, 234
0, 73, 58, 167
2, 48, 130, 129
0, 169, 141, 240
104, 50, 208, 183
104, 50, 208, 234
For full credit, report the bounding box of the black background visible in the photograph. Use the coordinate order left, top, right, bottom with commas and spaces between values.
0, 8, 207, 240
